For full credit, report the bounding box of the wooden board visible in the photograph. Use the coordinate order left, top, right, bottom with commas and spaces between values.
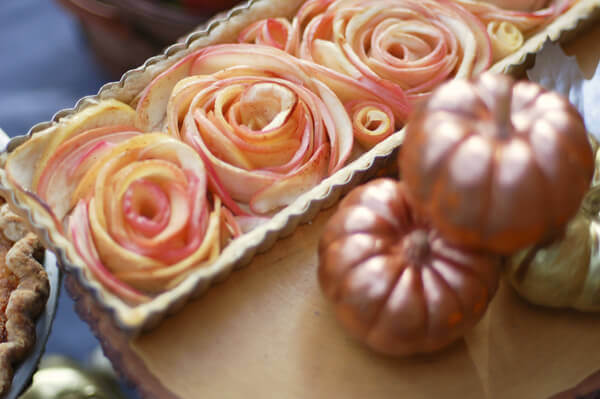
68, 23, 600, 399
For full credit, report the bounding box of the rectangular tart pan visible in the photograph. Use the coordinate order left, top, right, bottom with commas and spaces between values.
1, 0, 599, 335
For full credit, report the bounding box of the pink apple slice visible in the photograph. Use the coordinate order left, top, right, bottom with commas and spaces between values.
250, 143, 330, 214
36, 125, 141, 219
69, 200, 150, 304
32, 99, 137, 191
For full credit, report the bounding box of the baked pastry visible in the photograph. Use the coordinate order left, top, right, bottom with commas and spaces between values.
30, 100, 231, 302
0, 203, 49, 395
0, 0, 596, 333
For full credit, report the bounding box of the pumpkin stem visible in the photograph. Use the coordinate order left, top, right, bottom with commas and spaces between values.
403, 229, 430, 265
481, 73, 514, 139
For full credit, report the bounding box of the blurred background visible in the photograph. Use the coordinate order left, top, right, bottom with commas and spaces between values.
0, 0, 238, 396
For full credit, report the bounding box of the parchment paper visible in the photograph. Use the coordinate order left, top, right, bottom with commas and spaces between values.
528, 39, 600, 140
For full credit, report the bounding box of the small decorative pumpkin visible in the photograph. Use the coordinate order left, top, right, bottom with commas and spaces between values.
401, 72, 594, 254
318, 179, 501, 356
505, 149, 600, 312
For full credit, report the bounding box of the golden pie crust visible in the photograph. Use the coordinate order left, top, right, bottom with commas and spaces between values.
0, 203, 49, 395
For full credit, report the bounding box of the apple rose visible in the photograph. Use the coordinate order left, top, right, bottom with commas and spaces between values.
67, 133, 229, 303
136, 44, 409, 216
486, 21, 524, 61
457, 0, 575, 60
244, 0, 492, 103
238, 18, 297, 53
236, 0, 331, 54
456, 0, 575, 33
35, 125, 142, 220
33, 100, 142, 220
33, 115, 232, 303
345, 100, 395, 148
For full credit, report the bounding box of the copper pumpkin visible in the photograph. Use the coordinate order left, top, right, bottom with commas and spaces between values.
318, 179, 500, 356
401, 72, 594, 254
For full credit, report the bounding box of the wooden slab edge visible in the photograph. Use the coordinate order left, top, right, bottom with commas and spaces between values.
64, 274, 177, 399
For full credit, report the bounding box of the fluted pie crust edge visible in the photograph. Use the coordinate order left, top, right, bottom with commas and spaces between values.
0, 213, 49, 395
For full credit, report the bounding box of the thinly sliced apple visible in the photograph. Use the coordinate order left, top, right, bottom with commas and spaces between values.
36, 125, 141, 219
32, 100, 137, 191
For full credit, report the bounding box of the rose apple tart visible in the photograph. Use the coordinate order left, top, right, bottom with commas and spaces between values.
1, 0, 599, 334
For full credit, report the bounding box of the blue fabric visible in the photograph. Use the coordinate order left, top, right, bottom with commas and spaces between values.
0, 0, 109, 135
0, 1, 137, 396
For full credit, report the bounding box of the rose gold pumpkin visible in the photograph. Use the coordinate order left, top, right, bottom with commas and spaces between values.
318, 179, 500, 356
401, 72, 594, 254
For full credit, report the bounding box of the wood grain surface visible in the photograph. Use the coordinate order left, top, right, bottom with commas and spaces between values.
69, 21, 600, 399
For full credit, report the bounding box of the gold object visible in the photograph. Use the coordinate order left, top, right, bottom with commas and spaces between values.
20, 355, 128, 399
505, 147, 600, 311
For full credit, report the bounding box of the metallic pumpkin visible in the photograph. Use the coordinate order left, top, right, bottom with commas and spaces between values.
318, 179, 501, 356
505, 149, 600, 312
401, 72, 594, 254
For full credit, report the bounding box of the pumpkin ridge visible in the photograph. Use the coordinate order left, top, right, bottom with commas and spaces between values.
364, 258, 410, 345
319, 205, 393, 248
414, 265, 429, 345
521, 99, 588, 239
359, 190, 433, 342
430, 246, 488, 288
398, 186, 419, 231
437, 132, 494, 247
364, 260, 419, 349
551, 123, 593, 224
479, 140, 496, 245
430, 108, 478, 121
485, 139, 549, 251
419, 263, 445, 348
321, 234, 390, 301
351, 205, 402, 236
542, 101, 591, 171
530, 146, 557, 239
423, 130, 476, 241
511, 84, 543, 122
417, 114, 469, 203
426, 259, 468, 344
333, 242, 396, 301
